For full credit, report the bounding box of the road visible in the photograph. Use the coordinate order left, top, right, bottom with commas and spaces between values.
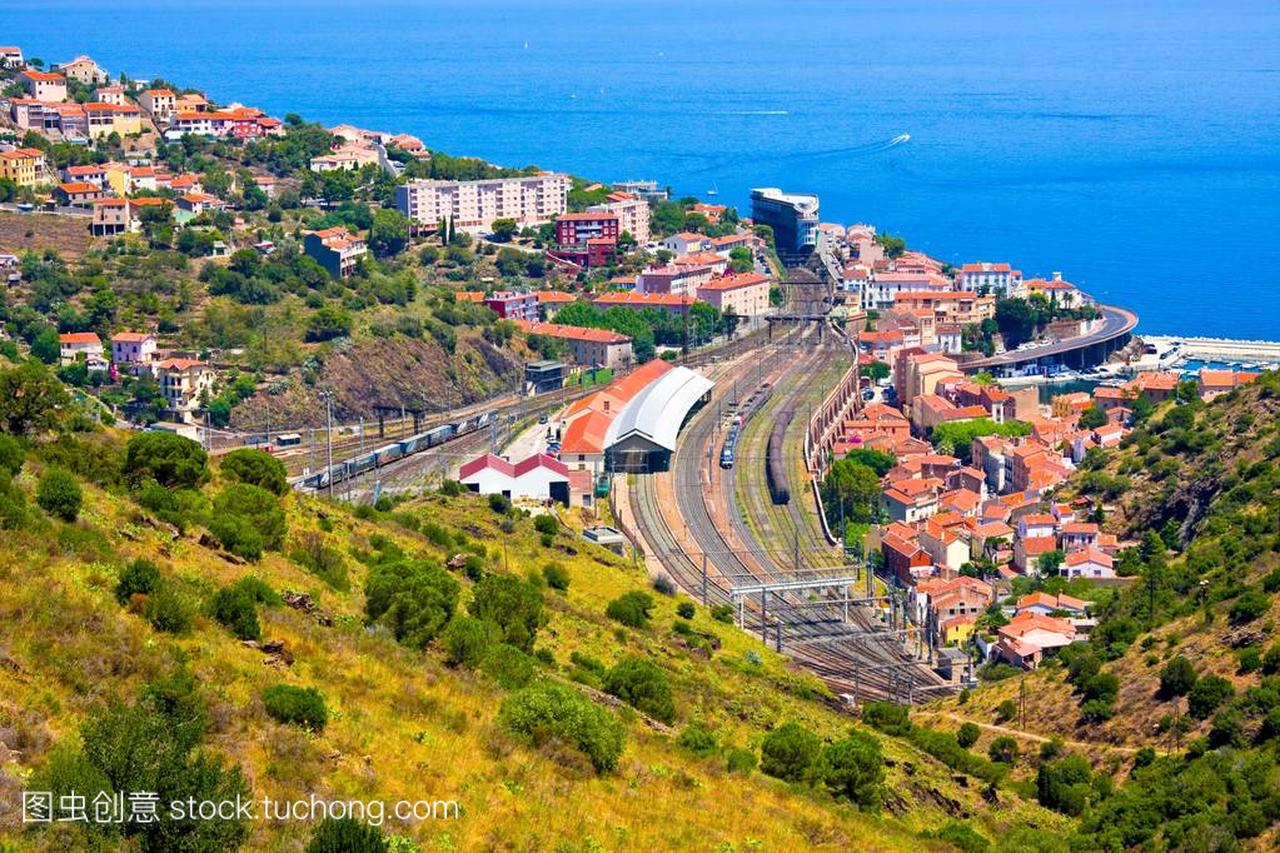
964, 304, 1138, 371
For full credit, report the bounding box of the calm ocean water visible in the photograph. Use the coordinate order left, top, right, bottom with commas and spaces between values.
6, 0, 1279, 338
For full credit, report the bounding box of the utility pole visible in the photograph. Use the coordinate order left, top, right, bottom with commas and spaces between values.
320, 390, 335, 498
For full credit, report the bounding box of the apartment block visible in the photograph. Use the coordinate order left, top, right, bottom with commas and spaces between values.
395, 172, 570, 233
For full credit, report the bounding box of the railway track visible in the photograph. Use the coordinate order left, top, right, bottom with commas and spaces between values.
629, 324, 949, 702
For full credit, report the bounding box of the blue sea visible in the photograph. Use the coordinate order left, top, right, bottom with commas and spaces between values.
6, 0, 1279, 338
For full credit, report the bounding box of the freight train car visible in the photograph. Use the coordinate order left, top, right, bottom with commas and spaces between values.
765, 406, 795, 505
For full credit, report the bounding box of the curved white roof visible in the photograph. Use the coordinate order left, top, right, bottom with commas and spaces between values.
605, 366, 714, 452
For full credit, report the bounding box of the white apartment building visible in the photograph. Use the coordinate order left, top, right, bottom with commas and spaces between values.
958, 262, 1024, 297
861, 271, 952, 310
395, 172, 570, 233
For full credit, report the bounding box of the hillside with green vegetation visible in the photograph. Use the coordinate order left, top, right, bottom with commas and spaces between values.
918, 369, 1280, 850
0, 357, 1071, 851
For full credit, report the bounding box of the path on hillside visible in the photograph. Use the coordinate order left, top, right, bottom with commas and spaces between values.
925, 711, 1161, 756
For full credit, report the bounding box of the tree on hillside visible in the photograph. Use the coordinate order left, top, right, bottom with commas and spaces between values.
490, 218, 518, 243
1078, 405, 1108, 430
0, 362, 69, 435
995, 298, 1037, 348
368, 209, 410, 257
821, 458, 882, 528
874, 233, 905, 258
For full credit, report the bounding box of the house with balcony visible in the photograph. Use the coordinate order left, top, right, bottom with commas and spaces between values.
155, 358, 216, 423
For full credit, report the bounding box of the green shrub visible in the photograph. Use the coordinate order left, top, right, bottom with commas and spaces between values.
818, 730, 884, 808
1039, 736, 1065, 761
760, 721, 821, 783
220, 448, 288, 495
606, 590, 655, 629
213, 482, 286, 550
135, 480, 198, 530
488, 493, 511, 514
862, 701, 911, 736
1159, 656, 1198, 697
440, 615, 498, 668
921, 821, 990, 853
208, 513, 264, 561
144, 583, 196, 634
905, 727, 1006, 785
38, 693, 250, 851
0, 470, 27, 530
1229, 589, 1271, 624
290, 534, 348, 590
603, 656, 676, 724
542, 561, 570, 591
1188, 675, 1234, 719
995, 699, 1017, 723
709, 603, 735, 624
956, 722, 981, 749
498, 682, 625, 773
1037, 754, 1093, 816
262, 684, 328, 731
306, 817, 388, 853
1263, 645, 1280, 675
1238, 646, 1263, 674
36, 467, 82, 521
231, 575, 279, 606
480, 644, 535, 689
124, 431, 208, 488
726, 747, 757, 774
987, 736, 1019, 765
211, 585, 261, 641
676, 601, 696, 620
469, 573, 545, 652
115, 558, 161, 604
676, 723, 718, 756
533, 514, 558, 536
364, 559, 459, 647
0, 434, 24, 475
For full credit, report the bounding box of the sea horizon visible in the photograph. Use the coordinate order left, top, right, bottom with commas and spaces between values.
5, 0, 1279, 338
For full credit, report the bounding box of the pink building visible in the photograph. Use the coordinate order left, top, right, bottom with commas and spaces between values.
111, 332, 157, 366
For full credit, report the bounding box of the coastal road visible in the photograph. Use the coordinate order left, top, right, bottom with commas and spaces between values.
963, 304, 1138, 372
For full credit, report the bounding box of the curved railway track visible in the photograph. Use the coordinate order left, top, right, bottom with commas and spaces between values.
630, 323, 950, 702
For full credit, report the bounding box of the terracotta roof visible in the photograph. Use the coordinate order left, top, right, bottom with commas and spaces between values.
697, 272, 769, 292
592, 292, 694, 308
58, 182, 100, 194
1065, 547, 1113, 568
154, 358, 207, 371
59, 332, 101, 345
111, 332, 153, 343
1019, 535, 1058, 556
515, 320, 630, 344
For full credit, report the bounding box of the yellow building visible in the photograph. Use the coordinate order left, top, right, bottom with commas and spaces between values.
0, 147, 47, 187
102, 162, 131, 196
85, 103, 144, 139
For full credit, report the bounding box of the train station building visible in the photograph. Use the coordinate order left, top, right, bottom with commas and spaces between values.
557, 359, 714, 476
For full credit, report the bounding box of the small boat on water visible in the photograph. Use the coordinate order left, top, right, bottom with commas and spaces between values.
706, 182, 719, 196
